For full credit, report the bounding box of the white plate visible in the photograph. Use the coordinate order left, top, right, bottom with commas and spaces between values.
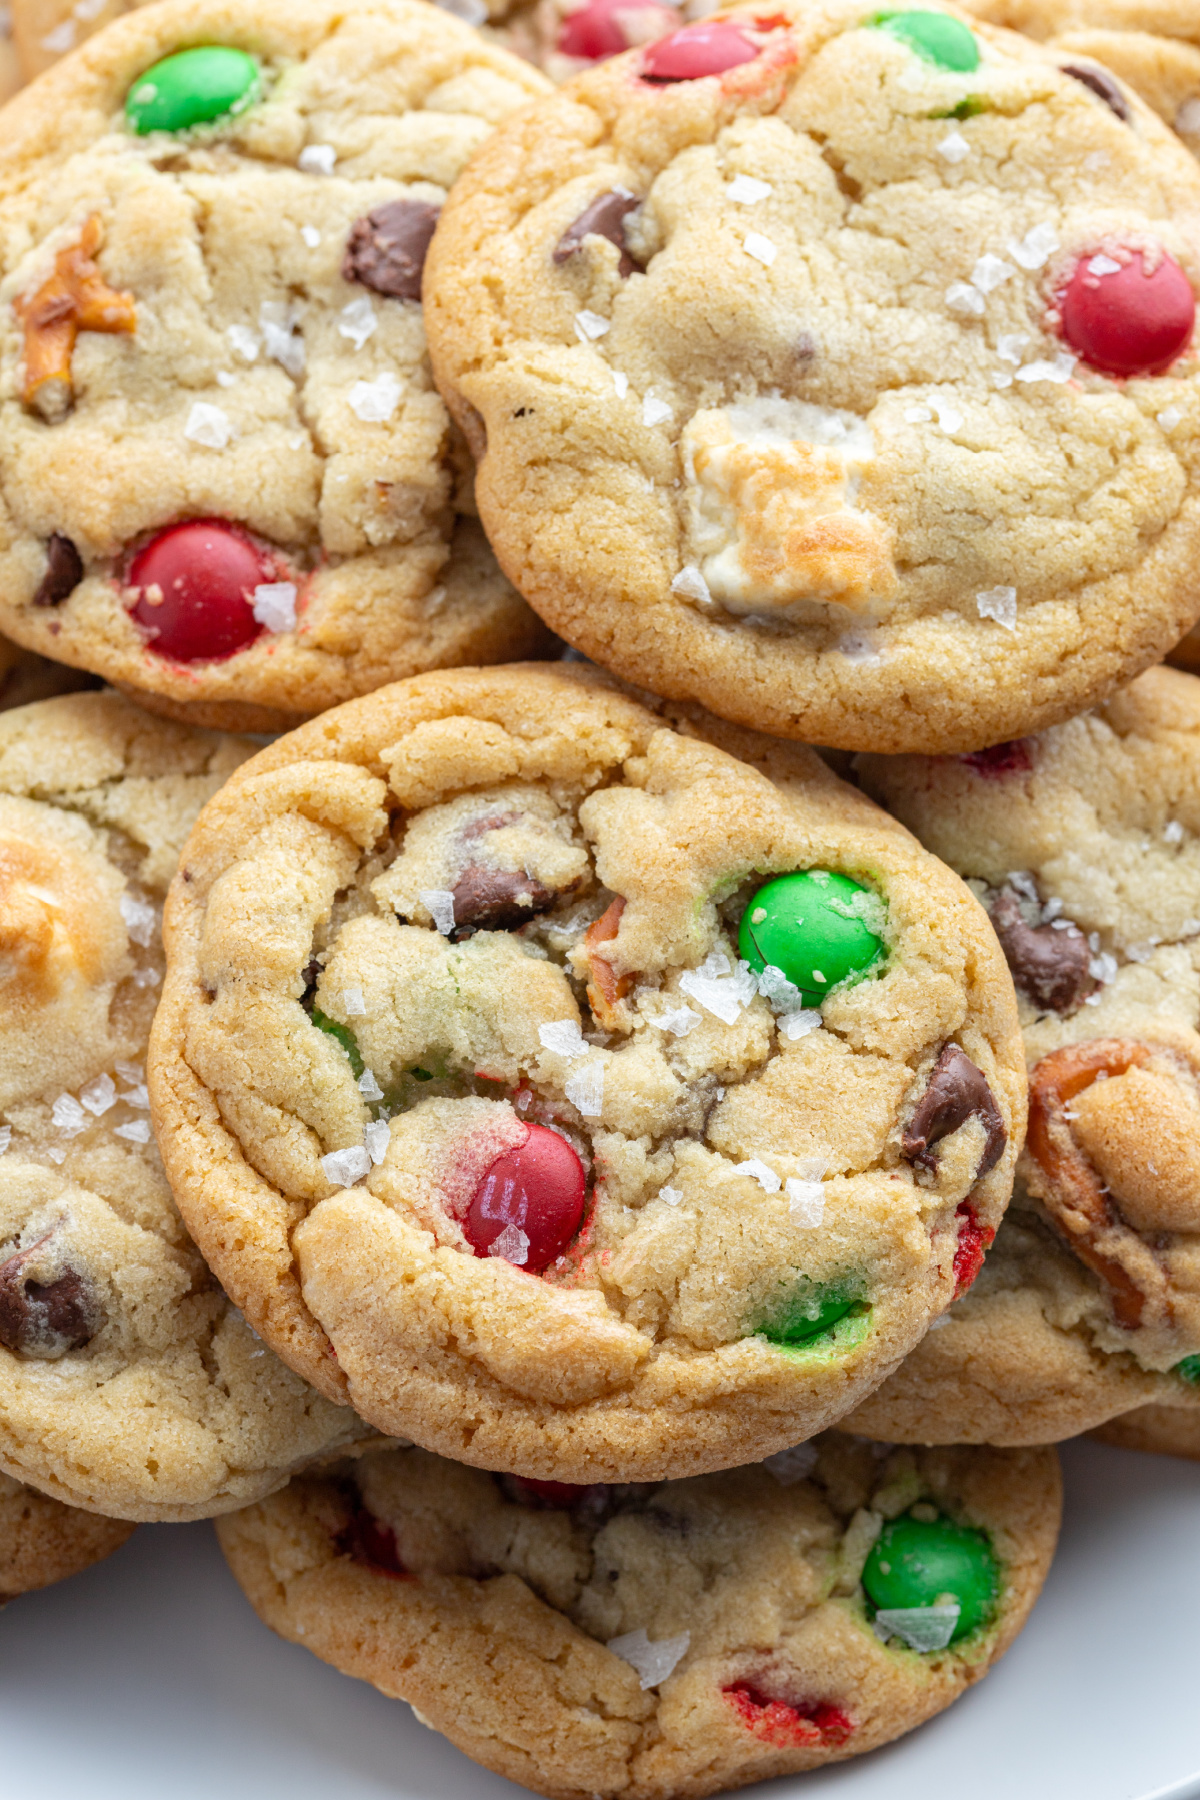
2, 1438, 1198, 1800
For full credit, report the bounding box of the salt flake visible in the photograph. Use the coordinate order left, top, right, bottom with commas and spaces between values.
260, 302, 305, 377
946, 282, 984, 317
1087, 253, 1121, 277
364, 1119, 391, 1164
349, 372, 403, 423
937, 129, 969, 164
321, 1146, 371, 1186
489, 1222, 530, 1265
565, 1060, 604, 1117
762, 1442, 818, 1485
654, 1005, 701, 1037
184, 402, 231, 450
52, 1094, 88, 1137
120, 891, 157, 947
671, 565, 712, 605
786, 1176, 825, 1227
743, 231, 777, 267
1165, 821, 1184, 844
299, 144, 336, 175
976, 586, 1017, 629
338, 296, 378, 350
1158, 406, 1183, 432
1177, 97, 1200, 135
727, 174, 772, 203
42, 20, 75, 51
227, 324, 259, 361
607, 1628, 690, 1689
642, 395, 672, 428
419, 889, 456, 936
300, 225, 322, 248
80, 1074, 117, 1117
1015, 351, 1076, 384
1008, 223, 1058, 270
780, 1008, 823, 1040
659, 1185, 683, 1206
252, 582, 297, 633
358, 1068, 385, 1102
0, 1127, 10, 1155
874, 1603, 960, 1653
733, 1157, 781, 1194
971, 254, 1014, 294
113, 1119, 152, 1144
340, 988, 366, 1017
539, 1020, 590, 1060
574, 310, 611, 342
613, 371, 630, 399
996, 333, 1029, 366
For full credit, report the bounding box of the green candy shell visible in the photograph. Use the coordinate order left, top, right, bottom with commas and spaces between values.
863, 1512, 999, 1642
870, 9, 980, 71
312, 1008, 364, 1079
126, 45, 259, 135
1176, 1354, 1200, 1384
759, 1287, 861, 1348
738, 869, 885, 1008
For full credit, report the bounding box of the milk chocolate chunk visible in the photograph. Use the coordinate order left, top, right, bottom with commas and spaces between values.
990, 889, 1096, 1014
902, 1043, 1006, 1177
1061, 64, 1130, 121
450, 865, 559, 939
553, 191, 642, 279
32, 534, 83, 607
343, 200, 441, 301
0, 1238, 104, 1358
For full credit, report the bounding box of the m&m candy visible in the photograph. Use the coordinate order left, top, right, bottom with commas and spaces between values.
464, 1124, 587, 1273
863, 1511, 1000, 1641
642, 22, 760, 81
1060, 249, 1195, 377
125, 46, 259, 135
559, 0, 678, 60
869, 10, 979, 73
739, 870, 885, 1008
128, 519, 270, 662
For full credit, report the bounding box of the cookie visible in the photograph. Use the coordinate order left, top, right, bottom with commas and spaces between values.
425, 0, 1200, 755
216, 1435, 1061, 1799
1091, 1396, 1200, 1457
148, 662, 1023, 1482
0, 692, 377, 1520
0, 636, 99, 710
0, 0, 552, 734
843, 664, 1200, 1444
0, 1471, 134, 1600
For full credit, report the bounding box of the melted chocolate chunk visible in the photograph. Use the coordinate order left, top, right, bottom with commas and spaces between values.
553, 191, 642, 279
901, 1043, 1006, 1178
990, 889, 1096, 1014
343, 200, 441, 301
1062, 63, 1130, 122
32, 534, 83, 607
0, 1238, 104, 1358
450, 865, 559, 940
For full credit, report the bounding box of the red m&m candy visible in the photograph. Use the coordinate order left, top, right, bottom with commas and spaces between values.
558, 0, 678, 60
128, 518, 274, 662
1060, 248, 1195, 377
463, 1123, 587, 1273
642, 21, 760, 81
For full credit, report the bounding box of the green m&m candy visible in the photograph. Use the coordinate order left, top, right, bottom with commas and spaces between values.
760, 1281, 861, 1349
1176, 1354, 1200, 1384
738, 870, 885, 1008
125, 45, 260, 135
863, 1511, 999, 1642
869, 10, 980, 71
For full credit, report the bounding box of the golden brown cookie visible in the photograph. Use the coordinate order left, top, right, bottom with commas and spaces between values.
843, 664, 1200, 1445
1091, 1398, 1200, 1457
0, 692, 377, 1521
0, 1471, 134, 1600
216, 1434, 1061, 1799
149, 663, 1024, 1482
0, 0, 552, 732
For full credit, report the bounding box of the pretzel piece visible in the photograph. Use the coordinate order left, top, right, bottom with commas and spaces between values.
16, 215, 136, 421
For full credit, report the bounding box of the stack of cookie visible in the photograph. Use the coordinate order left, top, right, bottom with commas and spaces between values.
0, 0, 1196, 1793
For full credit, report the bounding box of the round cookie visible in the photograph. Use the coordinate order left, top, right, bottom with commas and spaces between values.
0, 692, 377, 1520
216, 1434, 1061, 1799
1091, 1396, 1200, 1457
0, 0, 552, 733
0, 635, 99, 710
148, 662, 1024, 1482
0, 1471, 134, 1600
844, 663, 1200, 1444
425, 0, 1200, 755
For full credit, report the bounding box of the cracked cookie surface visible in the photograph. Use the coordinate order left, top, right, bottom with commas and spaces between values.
425, 0, 1200, 754
149, 663, 1024, 1481
216, 1434, 1061, 1800
0, 1469, 134, 1597
0, 692, 374, 1520
847, 664, 1200, 1442
0, 0, 551, 731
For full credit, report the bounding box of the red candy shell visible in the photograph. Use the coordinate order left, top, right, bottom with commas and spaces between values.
464, 1123, 587, 1274
1060, 249, 1195, 377
642, 21, 759, 80
128, 519, 272, 662
558, 0, 677, 59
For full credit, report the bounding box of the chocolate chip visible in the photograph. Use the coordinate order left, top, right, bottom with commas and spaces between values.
902, 1043, 1006, 1178
553, 191, 643, 279
1062, 64, 1130, 122
450, 865, 560, 940
990, 889, 1096, 1014
343, 200, 441, 301
300, 957, 322, 1014
32, 534, 83, 607
0, 1237, 104, 1359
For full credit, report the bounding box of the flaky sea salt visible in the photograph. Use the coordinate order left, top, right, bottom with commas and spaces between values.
743, 231, 776, 267
566, 1060, 604, 1117
1177, 97, 1200, 134
358, 1068, 385, 1102
300, 225, 322, 248
733, 1158, 781, 1194
976, 586, 1017, 630
184, 403, 231, 450
540, 1020, 590, 1059
659, 1186, 683, 1206
727, 174, 772, 203
932, 399, 963, 435
642, 394, 672, 428
1165, 820, 1185, 844
613, 371, 629, 399
321, 1146, 371, 1186
114, 1119, 152, 1145
1008, 223, 1058, 270
1158, 406, 1183, 432
874, 1603, 961, 1652
678, 954, 756, 1025
937, 128, 969, 164
0, 1127, 11, 1156
971, 254, 1014, 294
338, 296, 378, 350
489, 1223, 530, 1265
216, 371, 236, 388
419, 889, 456, 936
42, 19, 75, 51
762, 1442, 819, 1485
905, 404, 932, 423
671, 565, 712, 605
299, 143, 336, 175
653, 1005, 701, 1037
252, 582, 297, 633
120, 891, 157, 947
1089, 950, 1119, 984
607, 1628, 690, 1689
340, 988, 366, 1016
364, 1119, 391, 1165
756, 964, 801, 1009
227, 324, 259, 361
52, 1094, 88, 1137
946, 281, 984, 317
574, 310, 610, 342
997, 333, 1029, 367
349, 372, 403, 423
780, 1008, 823, 1040
1087, 253, 1121, 277
260, 302, 305, 377
1015, 351, 1075, 384
80, 1074, 117, 1117
786, 1176, 825, 1227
